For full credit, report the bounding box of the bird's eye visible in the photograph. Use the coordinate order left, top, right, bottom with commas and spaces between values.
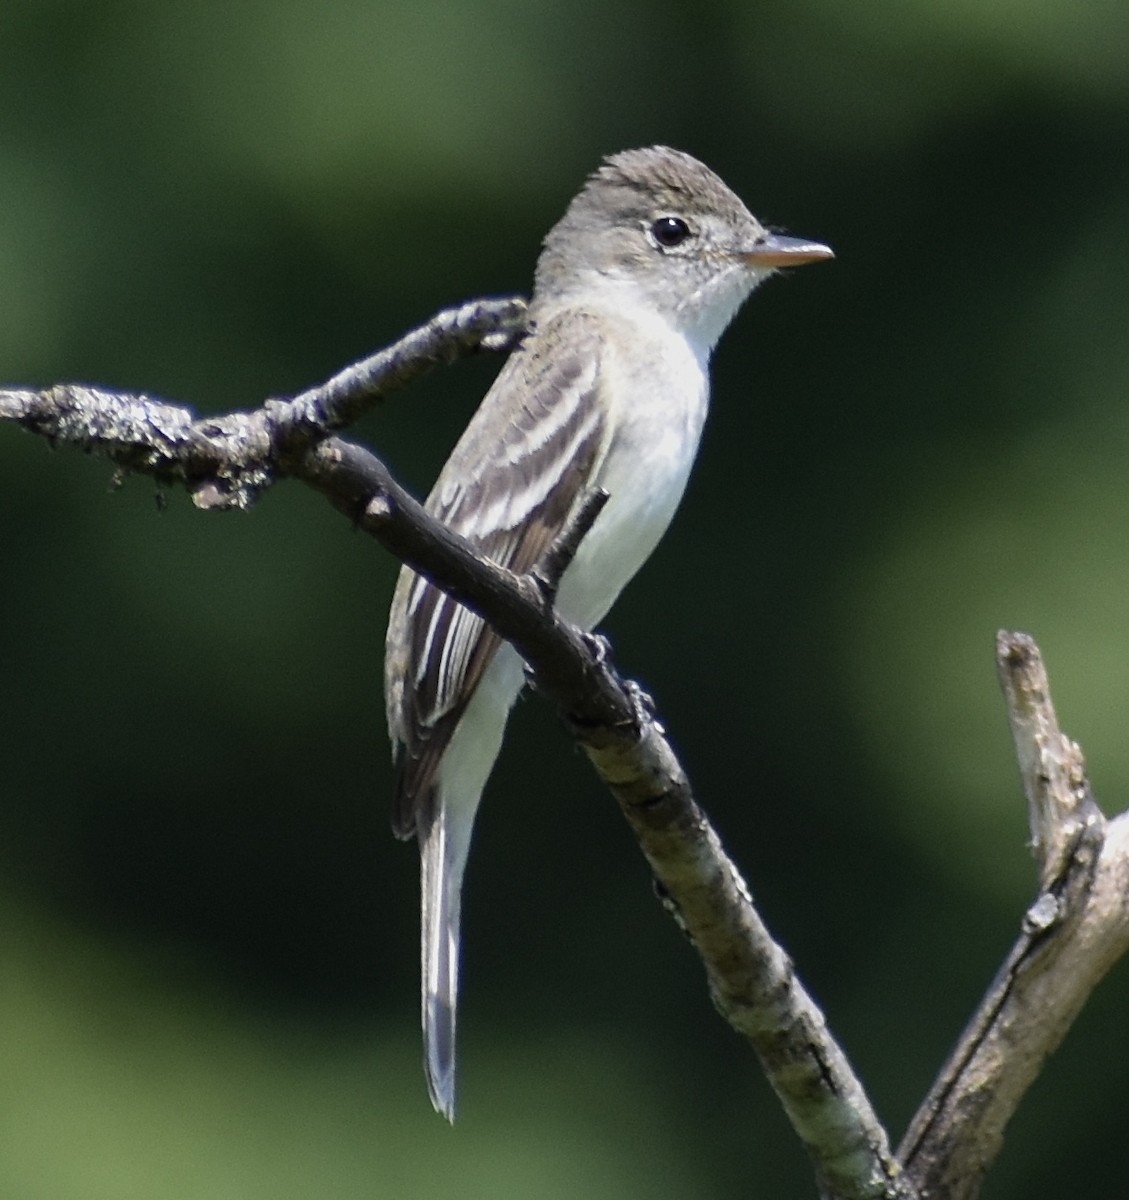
650, 216, 691, 248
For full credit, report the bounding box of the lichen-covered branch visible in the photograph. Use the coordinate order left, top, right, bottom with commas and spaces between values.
1, 299, 908, 1200
0, 297, 527, 509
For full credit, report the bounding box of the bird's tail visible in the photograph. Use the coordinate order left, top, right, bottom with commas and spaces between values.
419, 799, 472, 1122
413, 645, 525, 1120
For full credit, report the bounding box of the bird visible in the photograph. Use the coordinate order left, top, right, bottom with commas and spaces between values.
384, 145, 832, 1119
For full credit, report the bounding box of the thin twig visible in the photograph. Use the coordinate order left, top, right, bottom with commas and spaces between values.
534, 487, 610, 600
275, 296, 528, 439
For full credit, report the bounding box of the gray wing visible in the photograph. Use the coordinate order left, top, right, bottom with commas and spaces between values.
385, 309, 608, 838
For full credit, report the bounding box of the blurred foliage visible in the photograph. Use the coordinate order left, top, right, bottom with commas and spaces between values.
2, 0, 1129, 1196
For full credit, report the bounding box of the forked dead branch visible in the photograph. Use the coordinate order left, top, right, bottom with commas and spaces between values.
4, 303, 1128, 1199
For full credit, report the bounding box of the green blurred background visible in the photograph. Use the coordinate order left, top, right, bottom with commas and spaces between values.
2, 0, 1129, 1195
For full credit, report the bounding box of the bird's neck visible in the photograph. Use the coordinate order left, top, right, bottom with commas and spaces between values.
530, 277, 732, 373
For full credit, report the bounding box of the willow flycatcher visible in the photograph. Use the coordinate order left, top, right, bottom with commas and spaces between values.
385, 145, 832, 1119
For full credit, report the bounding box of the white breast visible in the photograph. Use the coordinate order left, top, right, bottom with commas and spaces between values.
555, 302, 711, 630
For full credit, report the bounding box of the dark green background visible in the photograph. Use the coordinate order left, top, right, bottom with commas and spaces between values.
3, 1, 1129, 1196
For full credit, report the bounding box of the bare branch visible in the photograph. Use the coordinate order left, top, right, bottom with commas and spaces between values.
2, 303, 909, 1199
899, 631, 1128, 1200
0, 297, 527, 510
997, 630, 1102, 889
276, 295, 528, 438
582, 706, 911, 1200
297, 436, 910, 1200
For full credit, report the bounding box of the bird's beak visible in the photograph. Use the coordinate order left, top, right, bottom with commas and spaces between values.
741, 233, 834, 269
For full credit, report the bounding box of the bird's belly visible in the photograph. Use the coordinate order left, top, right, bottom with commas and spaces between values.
556, 374, 708, 631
